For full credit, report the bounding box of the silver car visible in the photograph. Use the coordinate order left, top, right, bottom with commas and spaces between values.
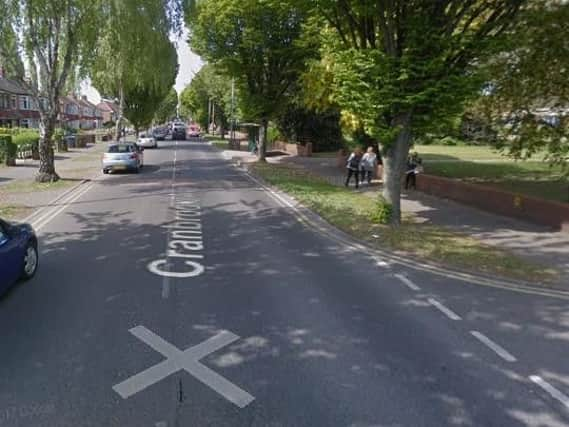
102, 142, 144, 174
138, 133, 157, 148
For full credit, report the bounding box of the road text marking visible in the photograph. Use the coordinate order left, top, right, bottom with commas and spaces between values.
470, 331, 517, 362
113, 326, 254, 408
428, 298, 462, 320
394, 274, 421, 291
530, 375, 569, 410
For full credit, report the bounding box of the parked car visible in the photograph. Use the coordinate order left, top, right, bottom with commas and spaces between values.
172, 122, 187, 140
188, 125, 201, 138
137, 133, 157, 148
0, 219, 38, 296
102, 142, 144, 174
153, 127, 168, 141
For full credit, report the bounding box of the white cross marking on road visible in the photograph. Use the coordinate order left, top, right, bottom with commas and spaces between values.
113, 326, 255, 408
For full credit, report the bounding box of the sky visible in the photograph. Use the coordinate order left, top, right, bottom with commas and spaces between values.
81, 28, 203, 104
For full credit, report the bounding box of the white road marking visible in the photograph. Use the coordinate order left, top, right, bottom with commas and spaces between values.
470, 331, 517, 362
428, 298, 462, 320
113, 326, 254, 408
155, 422, 167, 427
394, 274, 421, 291
32, 183, 95, 231
530, 375, 569, 410
161, 149, 177, 299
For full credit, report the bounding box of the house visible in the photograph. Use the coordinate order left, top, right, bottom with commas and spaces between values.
97, 99, 120, 125
59, 95, 81, 130
0, 71, 41, 129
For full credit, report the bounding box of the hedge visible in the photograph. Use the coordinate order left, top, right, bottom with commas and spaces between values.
0, 134, 17, 165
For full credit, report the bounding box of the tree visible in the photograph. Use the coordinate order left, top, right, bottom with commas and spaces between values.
91, 0, 178, 140
0, 0, 102, 182
154, 88, 179, 125
477, 0, 569, 167
187, 0, 314, 160
306, 0, 525, 224
179, 64, 234, 136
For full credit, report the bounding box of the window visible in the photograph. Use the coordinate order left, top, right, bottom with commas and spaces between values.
19, 96, 31, 110
20, 119, 29, 128
0, 93, 9, 109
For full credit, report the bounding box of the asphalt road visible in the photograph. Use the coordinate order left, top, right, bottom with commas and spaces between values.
1, 139, 568, 427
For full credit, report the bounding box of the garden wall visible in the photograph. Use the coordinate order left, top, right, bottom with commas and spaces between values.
272, 141, 312, 157
417, 174, 569, 231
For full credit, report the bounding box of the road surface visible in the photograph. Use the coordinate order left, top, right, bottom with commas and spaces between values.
1, 139, 568, 426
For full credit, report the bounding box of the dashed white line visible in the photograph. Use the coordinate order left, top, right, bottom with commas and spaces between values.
428, 298, 462, 320
530, 375, 569, 410
394, 274, 421, 291
470, 331, 517, 362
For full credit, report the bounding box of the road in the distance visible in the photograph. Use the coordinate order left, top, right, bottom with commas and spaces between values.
0, 139, 567, 427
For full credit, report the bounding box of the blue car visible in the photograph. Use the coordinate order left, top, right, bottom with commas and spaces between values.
0, 219, 38, 296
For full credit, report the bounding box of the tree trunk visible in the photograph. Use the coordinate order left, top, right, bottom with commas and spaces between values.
115, 84, 124, 141
258, 118, 268, 162
36, 114, 59, 183
382, 112, 412, 226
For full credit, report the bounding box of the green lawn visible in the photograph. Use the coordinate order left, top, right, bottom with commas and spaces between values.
250, 162, 559, 284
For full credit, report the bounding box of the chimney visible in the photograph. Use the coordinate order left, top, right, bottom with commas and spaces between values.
82, 95, 88, 101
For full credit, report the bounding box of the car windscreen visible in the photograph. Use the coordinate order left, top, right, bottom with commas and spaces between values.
108, 145, 134, 153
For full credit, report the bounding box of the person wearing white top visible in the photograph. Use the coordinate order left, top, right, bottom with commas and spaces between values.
360, 147, 378, 184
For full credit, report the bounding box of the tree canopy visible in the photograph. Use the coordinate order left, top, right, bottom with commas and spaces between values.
303, 0, 525, 223
186, 0, 314, 159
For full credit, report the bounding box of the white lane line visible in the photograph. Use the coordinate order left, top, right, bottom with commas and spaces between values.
428, 298, 462, 320
394, 274, 421, 291
530, 375, 569, 410
32, 183, 95, 231
470, 331, 517, 362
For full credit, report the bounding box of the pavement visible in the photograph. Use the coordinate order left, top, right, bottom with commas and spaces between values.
1, 139, 568, 426
0, 141, 110, 219
257, 153, 569, 286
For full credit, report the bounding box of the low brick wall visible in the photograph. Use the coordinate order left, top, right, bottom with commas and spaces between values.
272, 141, 312, 157
417, 174, 569, 231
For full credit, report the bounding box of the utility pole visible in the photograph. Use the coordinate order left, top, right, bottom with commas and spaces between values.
207, 98, 211, 134
230, 78, 235, 148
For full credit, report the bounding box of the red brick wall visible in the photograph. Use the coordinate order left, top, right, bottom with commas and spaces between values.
417, 174, 569, 231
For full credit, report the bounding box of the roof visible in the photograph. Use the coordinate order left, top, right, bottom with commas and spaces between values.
0, 77, 31, 95
97, 100, 120, 113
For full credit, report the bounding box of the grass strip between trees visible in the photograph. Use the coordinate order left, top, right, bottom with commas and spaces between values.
250, 162, 559, 285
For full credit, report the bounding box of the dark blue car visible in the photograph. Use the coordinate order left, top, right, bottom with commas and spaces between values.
0, 219, 38, 296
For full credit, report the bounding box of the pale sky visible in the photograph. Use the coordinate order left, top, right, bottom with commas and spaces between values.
82, 28, 203, 104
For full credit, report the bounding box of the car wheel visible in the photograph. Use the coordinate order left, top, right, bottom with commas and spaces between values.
103, 169, 109, 174
21, 241, 38, 280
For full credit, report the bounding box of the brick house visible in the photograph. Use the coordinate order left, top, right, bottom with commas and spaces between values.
96, 99, 120, 125
0, 74, 41, 129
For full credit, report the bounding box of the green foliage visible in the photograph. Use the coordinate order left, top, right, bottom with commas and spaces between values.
370, 195, 393, 225
274, 104, 343, 152
91, 0, 179, 133
179, 64, 233, 131
12, 130, 40, 147
187, 0, 313, 122
476, 1, 569, 169
0, 134, 17, 165
154, 88, 179, 124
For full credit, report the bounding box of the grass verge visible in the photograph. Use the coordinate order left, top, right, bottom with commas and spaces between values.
1, 179, 75, 194
250, 162, 559, 285
0, 204, 33, 220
